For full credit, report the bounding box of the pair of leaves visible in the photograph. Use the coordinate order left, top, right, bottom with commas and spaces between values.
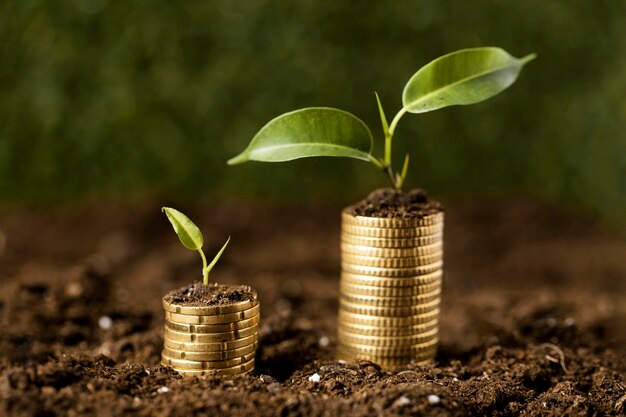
228, 47, 535, 165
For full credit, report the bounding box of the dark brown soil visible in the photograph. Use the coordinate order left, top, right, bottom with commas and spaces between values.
1, 197, 625, 416
164, 283, 255, 306
347, 188, 443, 218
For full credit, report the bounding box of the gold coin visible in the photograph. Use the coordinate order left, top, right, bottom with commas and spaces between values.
338, 308, 440, 326
338, 319, 438, 337
342, 261, 442, 277
165, 304, 260, 325
340, 289, 440, 307
161, 346, 256, 369
162, 342, 257, 361
340, 280, 441, 297
341, 270, 442, 288
338, 326, 438, 347
164, 333, 257, 352
162, 293, 258, 316
166, 358, 255, 376
163, 323, 258, 343
341, 223, 443, 239
340, 242, 443, 258
165, 315, 260, 334
342, 211, 444, 228
341, 234, 443, 248
341, 252, 443, 268
337, 338, 438, 356
339, 297, 439, 316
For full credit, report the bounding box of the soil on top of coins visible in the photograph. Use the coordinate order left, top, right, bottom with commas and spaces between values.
1, 196, 625, 416
347, 188, 443, 218
163, 283, 255, 306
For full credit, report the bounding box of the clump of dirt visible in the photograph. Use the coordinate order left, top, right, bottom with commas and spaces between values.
163, 282, 255, 306
347, 188, 443, 218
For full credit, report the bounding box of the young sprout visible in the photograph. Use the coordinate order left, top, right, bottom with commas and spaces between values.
162, 207, 230, 285
228, 47, 536, 190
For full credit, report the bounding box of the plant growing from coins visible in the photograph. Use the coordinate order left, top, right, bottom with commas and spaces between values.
162, 207, 230, 285
228, 47, 535, 189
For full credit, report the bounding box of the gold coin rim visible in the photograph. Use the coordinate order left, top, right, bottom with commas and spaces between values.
340, 242, 443, 258
163, 323, 258, 343
341, 270, 442, 288
341, 233, 443, 248
160, 351, 255, 370
164, 358, 255, 376
164, 333, 257, 352
162, 342, 257, 361
339, 280, 441, 297
342, 210, 444, 228
164, 314, 260, 333
339, 289, 441, 307
165, 304, 260, 325
341, 261, 443, 277
341, 252, 443, 268
338, 308, 440, 326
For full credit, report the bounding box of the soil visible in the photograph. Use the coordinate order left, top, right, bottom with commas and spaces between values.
0, 196, 625, 416
347, 188, 443, 218
164, 283, 255, 306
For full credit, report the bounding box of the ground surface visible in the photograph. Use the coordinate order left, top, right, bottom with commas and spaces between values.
0, 197, 625, 416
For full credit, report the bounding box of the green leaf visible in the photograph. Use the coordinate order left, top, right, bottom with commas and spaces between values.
227, 107, 373, 165
205, 236, 230, 275
402, 47, 536, 114
162, 207, 203, 251
375, 92, 389, 136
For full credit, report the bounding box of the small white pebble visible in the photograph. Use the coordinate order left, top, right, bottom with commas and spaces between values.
452, 377, 459, 382
157, 386, 169, 394
337, 359, 346, 365
319, 336, 330, 347
134, 397, 140, 403
98, 316, 113, 330
144, 370, 150, 376
427, 394, 440, 405
308, 373, 321, 383
395, 396, 411, 406
564, 317, 575, 326
542, 402, 547, 408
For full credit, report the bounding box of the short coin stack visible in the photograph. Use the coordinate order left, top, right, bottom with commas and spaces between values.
337, 210, 444, 369
161, 285, 259, 376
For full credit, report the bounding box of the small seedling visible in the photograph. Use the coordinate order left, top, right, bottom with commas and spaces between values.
162, 207, 230, 285
228, 47, 535, 190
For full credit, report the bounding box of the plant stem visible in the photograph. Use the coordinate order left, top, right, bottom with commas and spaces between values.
198, 248, 209, 285
388, 107, 407, 136
378, 107, 408, 191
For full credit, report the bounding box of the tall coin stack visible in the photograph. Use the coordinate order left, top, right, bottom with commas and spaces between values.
161, 285, 260, 376
337, 210, 444, 369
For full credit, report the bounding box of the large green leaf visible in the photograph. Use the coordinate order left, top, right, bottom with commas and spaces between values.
227, 107, 373, 165
162, 207, 203, 251
402, 47, 536, 114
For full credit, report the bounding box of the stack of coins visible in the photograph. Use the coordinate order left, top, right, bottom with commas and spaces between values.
161, 286, 260, 376
337, 210, 444, 369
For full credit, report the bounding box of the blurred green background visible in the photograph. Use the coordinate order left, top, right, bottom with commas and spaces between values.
1, 1, 625, 224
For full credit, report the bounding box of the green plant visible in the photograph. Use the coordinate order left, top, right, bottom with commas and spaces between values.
162, 207, 230, 285
228, 47, 535, 190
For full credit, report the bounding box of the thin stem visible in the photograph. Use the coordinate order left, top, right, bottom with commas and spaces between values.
384, 133, 392, 167
388, 107, 408, 136
368, 154, 385, 170
198, 248, 208, 285
385, 165, 399, 190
